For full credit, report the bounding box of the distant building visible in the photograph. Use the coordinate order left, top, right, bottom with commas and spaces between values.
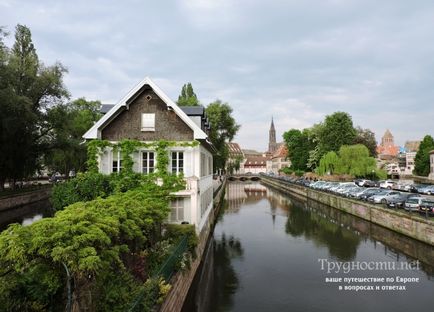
430, 150, 434, 180
377, 129, 399, 159
266, 143, 291, 174
268, 117, 278, 153
405, 152, 416, 175
242, 149, 262, 157
404, 141, 421, 153
227, 142, 245, 174
244, 155, 270, 174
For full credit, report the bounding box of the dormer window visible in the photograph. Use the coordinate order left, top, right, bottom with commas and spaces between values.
141, 113, 155, 131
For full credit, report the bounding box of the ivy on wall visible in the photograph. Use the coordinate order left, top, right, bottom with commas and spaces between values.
86, 139, 200, 176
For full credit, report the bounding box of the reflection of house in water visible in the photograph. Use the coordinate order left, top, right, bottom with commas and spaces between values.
226, 183, 268, 212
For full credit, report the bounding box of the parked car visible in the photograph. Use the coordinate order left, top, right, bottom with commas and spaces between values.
404, 197, 425, 212
358, 188, 383, 201
419, 198, 434, 216
379, 180, 396, 189
344, 186, 364, 198
409, 184, 428, 193
368, 190, 401, 204
386, 193, 420, 209
355, 179, 376, 187
419, 185, 434, 195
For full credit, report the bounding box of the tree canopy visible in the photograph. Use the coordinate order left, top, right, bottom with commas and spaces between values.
44, 98, 102, 175
283, 129, 312, 171
283, 111, 377, 173
206, 100, 240, 171
317, 144, 386, 179
318, 112, 357, 154
413, 135, 434, 176
177, 82, 199, 106
0, 24, 68, 190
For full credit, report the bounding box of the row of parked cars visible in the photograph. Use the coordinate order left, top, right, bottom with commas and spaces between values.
308, 180, 434, 217
264, 174, 434, 217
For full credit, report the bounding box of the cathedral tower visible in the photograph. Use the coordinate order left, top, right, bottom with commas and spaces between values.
268, 117, 277, 153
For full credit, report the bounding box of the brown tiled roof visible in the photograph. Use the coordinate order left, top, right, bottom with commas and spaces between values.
227, 142, 243, 158
377, 145, 399, 156
244, 155, 270, 167
272, 144, 288, 159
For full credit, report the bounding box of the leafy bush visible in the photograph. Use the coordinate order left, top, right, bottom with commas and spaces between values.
51, 172, 112, 210
0, 183, 172, 310
164, 224, 198, 254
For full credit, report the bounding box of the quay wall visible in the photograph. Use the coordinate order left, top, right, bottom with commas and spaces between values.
0, 186, 52, 212
261, 175, 434, 247
159, 178, 226, 312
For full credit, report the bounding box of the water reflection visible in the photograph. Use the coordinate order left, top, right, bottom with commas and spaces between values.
285, 197, 361, 261
183, 182, 434, 312
209, 234, 243, 312
0, 199, 52, 232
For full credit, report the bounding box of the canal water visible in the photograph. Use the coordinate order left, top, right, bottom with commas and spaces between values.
183, 182, 434, 312
0, 199, 52, 232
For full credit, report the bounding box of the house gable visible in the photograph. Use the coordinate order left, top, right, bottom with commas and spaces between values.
83, 77, 207, 141
101, 88, 193, 141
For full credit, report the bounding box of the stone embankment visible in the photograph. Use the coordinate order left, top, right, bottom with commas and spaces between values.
261, 175, 434, 246
0, 185, 52, 211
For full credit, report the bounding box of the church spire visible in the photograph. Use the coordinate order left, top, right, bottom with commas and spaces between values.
268, 116, 276, 153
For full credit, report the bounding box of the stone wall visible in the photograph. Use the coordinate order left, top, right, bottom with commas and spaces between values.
0, 186, 52, 212
261, 175, 434, 246
159, 178, 226, 312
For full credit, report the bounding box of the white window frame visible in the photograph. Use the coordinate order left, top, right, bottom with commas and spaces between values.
112, 150, 123, 173
141, 113, 155, 132
170, 198, 184, 222
171, 151, 184, 174
142, 151, 155, 174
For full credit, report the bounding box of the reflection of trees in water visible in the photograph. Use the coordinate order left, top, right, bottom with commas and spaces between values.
210, 233, 243, 312
285, 201, 361, 261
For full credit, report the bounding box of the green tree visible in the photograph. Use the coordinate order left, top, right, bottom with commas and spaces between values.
206, 100, 240, 171
317, 144, 385, 178
318, 112, 356, 154
44, 98, 102, 175
283, 129, 312, 171
353, 126, 377, 157
413, 135, 434, 176
317, 151, 340, 175
177, 82, 199, 106
0, 24, 68, 190
337, 144, 378, 177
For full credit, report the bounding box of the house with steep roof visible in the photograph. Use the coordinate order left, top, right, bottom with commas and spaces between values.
83, 77, 215, 232
266, 143, 291, 174
377, 129, 399, 159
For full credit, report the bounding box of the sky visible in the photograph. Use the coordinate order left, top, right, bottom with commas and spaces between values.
1, 0, 434, 151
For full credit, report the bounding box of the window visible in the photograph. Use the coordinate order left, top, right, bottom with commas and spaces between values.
141, 113, 155, 131
170, 198, 184, 222
171, 151, 184, 174
142, 151, 155, 174
112, 150, 123, 173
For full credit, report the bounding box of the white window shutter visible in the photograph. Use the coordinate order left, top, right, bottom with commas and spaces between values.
141, 113, 155, 131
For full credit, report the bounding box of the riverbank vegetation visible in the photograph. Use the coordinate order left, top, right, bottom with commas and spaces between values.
283, 112, 386, 179
0, 139, 199, 311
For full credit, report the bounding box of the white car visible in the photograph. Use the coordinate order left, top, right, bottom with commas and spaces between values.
379, 180, 396, 189
405, 197, 424, 211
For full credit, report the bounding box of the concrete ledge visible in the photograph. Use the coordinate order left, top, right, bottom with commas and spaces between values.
261, 175, 434, 246
0, 186, 52, 212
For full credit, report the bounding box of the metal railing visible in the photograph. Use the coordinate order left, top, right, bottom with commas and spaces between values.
128, 236, 189, 311
155, 236, 188, 282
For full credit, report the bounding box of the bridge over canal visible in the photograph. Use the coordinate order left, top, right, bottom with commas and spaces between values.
228, 174, 261, 181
